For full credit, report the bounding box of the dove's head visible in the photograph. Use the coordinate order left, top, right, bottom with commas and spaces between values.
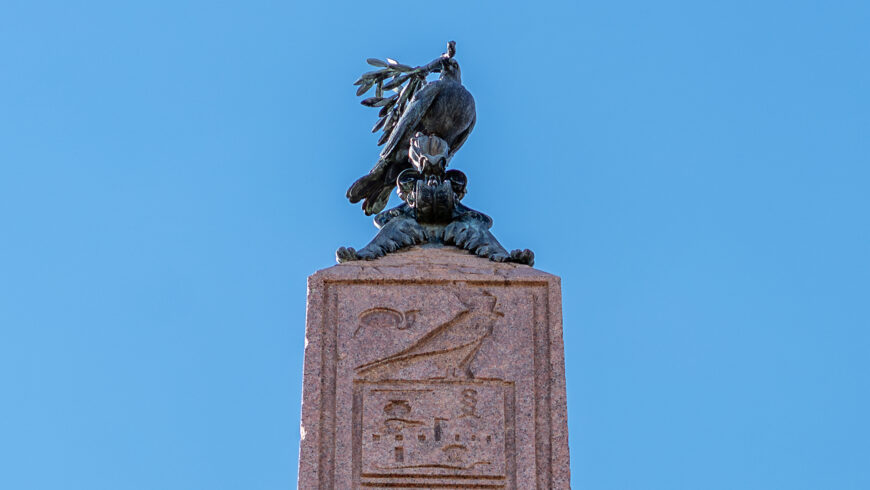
438, 57, 462, 82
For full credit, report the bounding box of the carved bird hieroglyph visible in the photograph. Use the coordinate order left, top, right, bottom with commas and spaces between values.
355, 291, 502, 380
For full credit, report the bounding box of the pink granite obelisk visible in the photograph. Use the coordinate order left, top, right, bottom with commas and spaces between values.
298, 247, 570, 489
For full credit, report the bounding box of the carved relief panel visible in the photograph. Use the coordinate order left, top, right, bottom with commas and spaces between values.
338, 285, 538, 489
355, 380, 514, 488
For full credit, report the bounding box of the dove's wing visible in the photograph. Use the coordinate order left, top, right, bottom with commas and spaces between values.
447, 109, 475, 158
379, 81, 440, 160
347, 83, 441, 215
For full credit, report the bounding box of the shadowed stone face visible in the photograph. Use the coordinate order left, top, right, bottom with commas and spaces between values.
298, 248, 570, 489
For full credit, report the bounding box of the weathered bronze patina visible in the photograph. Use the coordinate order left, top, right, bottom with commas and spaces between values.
338, 42, 533, 265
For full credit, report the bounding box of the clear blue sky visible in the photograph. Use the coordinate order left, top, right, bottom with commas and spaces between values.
1, 1, 868, 489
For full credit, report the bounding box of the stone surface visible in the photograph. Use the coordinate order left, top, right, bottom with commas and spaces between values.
298, 246, 570, 489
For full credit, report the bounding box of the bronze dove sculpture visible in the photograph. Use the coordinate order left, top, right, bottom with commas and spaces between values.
347, 41, 476, 216
337, 42, 534, 266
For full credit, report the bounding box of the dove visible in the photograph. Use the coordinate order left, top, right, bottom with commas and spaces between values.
347, 49, 476, 215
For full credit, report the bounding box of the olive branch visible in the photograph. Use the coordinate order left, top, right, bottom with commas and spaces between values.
353, 41, 456, 146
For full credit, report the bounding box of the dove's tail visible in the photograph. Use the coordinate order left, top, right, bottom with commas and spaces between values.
346, 164, 392, 216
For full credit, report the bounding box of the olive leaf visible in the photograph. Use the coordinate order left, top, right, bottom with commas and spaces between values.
360, 97, 382, 107
356, 80, 374, 96
383, 109, 396, 127
355, 51, 443, 144
382, 74, 409, 91
366, 58, 389, 67
396, 77, 418, 107
360, 69, 388, 80
372, 94, 397, 107
391, 63, 414, 72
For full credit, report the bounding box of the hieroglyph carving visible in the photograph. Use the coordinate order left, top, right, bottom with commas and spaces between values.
355, 291, 501, 381
352, 291, 516, 488
354, 380, 515, 488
